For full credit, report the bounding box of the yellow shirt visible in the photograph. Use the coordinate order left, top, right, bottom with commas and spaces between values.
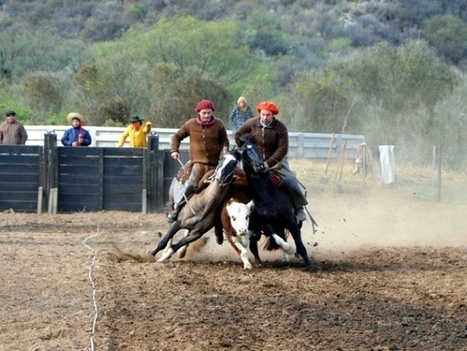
118, 122, 152, 147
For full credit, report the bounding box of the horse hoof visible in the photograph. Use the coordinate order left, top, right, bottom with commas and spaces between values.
148, 250, 156, 256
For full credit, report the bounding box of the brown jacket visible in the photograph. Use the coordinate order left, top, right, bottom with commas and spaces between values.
171, 117, 229, 166
234, 116, 288, 168
0, 121, 28, 145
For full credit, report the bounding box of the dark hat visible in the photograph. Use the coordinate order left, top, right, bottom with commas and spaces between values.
195, 99, 215, 112
130, 116, 144, 123
5, 110, 16, 116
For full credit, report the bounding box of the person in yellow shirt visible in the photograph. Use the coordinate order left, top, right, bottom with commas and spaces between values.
118, 116, 152, 147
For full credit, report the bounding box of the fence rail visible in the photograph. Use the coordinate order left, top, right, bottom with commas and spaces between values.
25, 126, 365, 160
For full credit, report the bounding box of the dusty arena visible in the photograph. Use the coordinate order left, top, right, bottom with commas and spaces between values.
0, 165, 466, 351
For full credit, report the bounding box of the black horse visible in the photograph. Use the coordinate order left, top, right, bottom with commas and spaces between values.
240, 137, 311, 267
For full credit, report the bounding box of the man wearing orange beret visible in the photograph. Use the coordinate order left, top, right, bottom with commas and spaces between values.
234, 101, 308, 223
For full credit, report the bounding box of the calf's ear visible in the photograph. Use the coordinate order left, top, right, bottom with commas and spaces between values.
246, 200, 255, 211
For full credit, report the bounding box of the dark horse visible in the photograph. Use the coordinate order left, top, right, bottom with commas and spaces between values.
241, 137, 312, 267
148, 151, 239, 261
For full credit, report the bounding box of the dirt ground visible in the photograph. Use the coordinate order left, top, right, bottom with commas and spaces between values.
0, 171, 466, 351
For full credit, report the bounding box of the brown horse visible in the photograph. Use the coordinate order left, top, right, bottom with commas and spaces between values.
148, 151, 240, 261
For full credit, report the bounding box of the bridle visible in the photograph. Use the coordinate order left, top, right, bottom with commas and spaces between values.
241, 145, 267, 176
208, 157, 237, 188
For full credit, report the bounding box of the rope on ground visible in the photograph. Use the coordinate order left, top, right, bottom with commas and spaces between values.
82, 225, 101, 351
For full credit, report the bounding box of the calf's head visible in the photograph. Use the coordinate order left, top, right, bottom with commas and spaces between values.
226, 200, 254, 236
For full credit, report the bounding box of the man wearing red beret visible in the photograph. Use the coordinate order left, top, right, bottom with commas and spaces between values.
167, 99, 230, 221
234, 101, 308, 223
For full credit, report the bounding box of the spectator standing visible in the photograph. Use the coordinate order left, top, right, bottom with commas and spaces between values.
118, 116, 152, 147
61, 112, 92, 147
228, 96, 254, 132
0, 110, 28, 145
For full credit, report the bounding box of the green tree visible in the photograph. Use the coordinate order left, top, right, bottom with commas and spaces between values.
19, 71, 64, 124
95, 16, 255, 85
422, 15, 467, 65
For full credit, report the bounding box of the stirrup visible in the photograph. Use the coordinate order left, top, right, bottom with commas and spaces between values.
295, 207, 306, 223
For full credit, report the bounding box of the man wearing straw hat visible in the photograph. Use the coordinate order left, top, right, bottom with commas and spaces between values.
61, 112, 92, 147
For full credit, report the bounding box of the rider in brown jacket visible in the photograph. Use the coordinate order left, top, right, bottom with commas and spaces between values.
167, 99, 229, 221
234, 101, 308, 223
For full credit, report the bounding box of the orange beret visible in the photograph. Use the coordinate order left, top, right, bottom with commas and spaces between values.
256, 101, 279, 115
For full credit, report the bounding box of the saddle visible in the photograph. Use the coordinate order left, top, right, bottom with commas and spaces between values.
174, 161, 216, 194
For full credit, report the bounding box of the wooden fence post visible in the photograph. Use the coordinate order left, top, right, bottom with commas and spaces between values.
148, 134, 164, 212
44, 133, 57, 214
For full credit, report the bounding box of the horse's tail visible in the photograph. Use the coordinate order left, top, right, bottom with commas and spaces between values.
263, 236, 280, 251
262, 229, 289, 251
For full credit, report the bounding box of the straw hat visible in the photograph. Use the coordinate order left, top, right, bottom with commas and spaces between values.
66, 112, 86, 125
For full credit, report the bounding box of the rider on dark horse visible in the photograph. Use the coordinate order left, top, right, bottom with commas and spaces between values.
167, 99, 230, 221
234, 101, 308, 224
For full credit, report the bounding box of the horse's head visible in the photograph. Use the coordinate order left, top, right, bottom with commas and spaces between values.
213, 151, 238, 187
240, 137, 267, 175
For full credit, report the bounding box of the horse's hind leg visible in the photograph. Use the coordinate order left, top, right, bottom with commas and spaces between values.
288, 223, 311, 267
264, 224, 295, 255
249, 232, 262, 265
170, 230, 205, 256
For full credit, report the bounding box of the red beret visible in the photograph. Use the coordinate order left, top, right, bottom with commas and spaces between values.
195, 99, 215, 112
256, 101, 279, 115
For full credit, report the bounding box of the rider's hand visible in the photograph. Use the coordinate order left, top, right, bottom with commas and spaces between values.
263, 161, 269, 169
171, 151, 180, 160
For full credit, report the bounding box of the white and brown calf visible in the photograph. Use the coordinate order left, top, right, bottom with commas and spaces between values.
220, 191, 255, 269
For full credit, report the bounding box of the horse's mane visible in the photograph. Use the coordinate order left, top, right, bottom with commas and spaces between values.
239, 135, 257, 148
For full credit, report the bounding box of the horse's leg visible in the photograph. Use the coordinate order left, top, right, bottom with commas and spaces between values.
249, 232, 262, 265
263, 224, 296, 255
177, 229, 190, 258
148, 221, 181, 257
170, 230, 206, 255
157, 227, 185, 262
162, 238, 173, 257
214, 211, 224, 245
286, 220, 311, 267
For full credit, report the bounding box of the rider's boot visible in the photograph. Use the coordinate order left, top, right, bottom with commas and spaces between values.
295, 207, 307, 223
167, 183, 194, 221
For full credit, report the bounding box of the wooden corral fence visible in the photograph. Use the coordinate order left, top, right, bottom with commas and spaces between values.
0, 134, 188, 214
1, 130, 364, 213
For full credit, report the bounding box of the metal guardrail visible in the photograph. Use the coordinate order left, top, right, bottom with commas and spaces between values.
24, 126, 365, 159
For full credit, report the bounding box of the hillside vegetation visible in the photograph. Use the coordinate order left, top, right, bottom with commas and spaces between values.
0, 0, 466, 168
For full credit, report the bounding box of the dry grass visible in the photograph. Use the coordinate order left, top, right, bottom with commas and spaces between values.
290, 158, 467, 204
